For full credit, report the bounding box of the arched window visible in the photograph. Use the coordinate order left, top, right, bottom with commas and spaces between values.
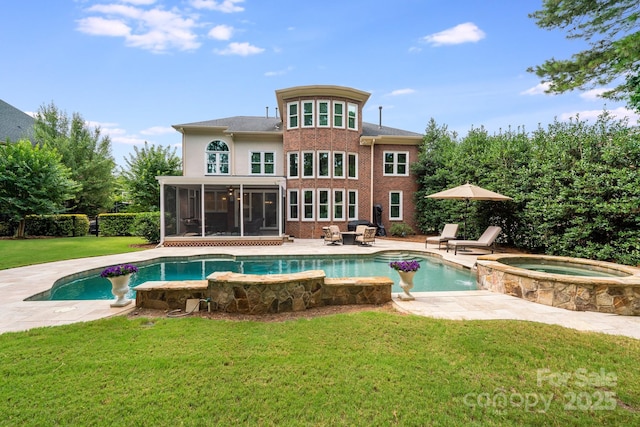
206, 140, 229, 174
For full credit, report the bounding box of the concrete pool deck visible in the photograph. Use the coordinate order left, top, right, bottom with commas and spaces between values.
1, 237, 640, 339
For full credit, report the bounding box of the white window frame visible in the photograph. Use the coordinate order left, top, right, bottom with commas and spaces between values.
317, 189, 330, 221
333, 101, 345, 129
288, 189, 299, 220
333, 189, 345, 221
302, 189, 314, 220
389, 191, 403, 220
333, 151, 345, 179
318, 151, 330, 178
302, 151, 314, 178
347, 190, 358, 220
302, 100, 314, 128
317, 100, 330, 127
249, 151, 275, 175
347, 102, 358, 130
383, 151, 409, 176
205, 140, 230, 175
287, 152, 299, 178
287, 101, 299, 129
347, 153, 358, 179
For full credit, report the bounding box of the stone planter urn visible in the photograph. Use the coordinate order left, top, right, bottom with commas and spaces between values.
107, 274, 133, 307
397, 270, 416, 301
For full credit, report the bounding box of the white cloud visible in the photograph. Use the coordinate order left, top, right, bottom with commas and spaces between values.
140, 126, 175, 135
215, 41, 264, 56
190, 0, 244, 13
580, 88, 608, 100
264, 66, 293, 77
560, 106, 640, 124
520, 82, 551, 96
408, 46, 422, 53
122, 0, 156, 5
77, 3, 201, 53
422, 22, 485, 46
208, 24, 234, 40
389, 88, 415, 96
76, 17, 131, 37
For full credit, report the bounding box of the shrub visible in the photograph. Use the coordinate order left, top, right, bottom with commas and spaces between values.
24, 214, 89, 237
389, 223, 415, 237
133, 212, 161, 243
98, 213, 138, 236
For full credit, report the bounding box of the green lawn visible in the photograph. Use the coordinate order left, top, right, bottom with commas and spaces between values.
1, 237, 639, 425
0, 313, 639, 426
0, 236, 147, 270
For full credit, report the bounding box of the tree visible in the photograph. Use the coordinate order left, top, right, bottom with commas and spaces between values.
34, 103, 116, 217
0, 140, 78, 237
528, 0, 640, 111
122, 142, 181, 212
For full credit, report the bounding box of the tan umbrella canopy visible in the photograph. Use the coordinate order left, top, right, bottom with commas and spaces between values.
426, 183, 512, 238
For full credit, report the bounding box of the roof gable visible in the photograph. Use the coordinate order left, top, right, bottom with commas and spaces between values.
0, 99, 35, 143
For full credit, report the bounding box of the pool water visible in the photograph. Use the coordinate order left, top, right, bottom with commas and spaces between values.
31, 254, 477, 301
502, 261, 629, 277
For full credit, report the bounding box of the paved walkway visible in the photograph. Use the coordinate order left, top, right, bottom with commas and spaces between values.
1, 238, 639, 339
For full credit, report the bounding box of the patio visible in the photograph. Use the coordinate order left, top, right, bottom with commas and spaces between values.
1, 238, 639, 338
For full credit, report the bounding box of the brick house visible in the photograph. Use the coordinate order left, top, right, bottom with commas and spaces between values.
157, 85, 422, 246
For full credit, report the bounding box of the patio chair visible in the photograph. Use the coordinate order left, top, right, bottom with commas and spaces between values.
323, 225, 343, 245
446, 226, 502, 255
355, 226, 377, 246
243, 217, 263, 235
425, 223, 459, 249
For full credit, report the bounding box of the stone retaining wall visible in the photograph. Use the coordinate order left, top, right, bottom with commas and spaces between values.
135, 270, 393, 314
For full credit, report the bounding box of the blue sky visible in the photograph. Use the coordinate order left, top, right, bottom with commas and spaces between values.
2, 0, 638, 167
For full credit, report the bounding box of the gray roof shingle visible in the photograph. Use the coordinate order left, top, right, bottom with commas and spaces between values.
174, 116, 422, 138
0, 99, 35, 143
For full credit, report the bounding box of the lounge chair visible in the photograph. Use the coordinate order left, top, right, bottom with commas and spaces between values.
323, 225, 343, 245
446, 226, 502, 255
355, 226, 377, 246
244, 217, 263, 235
425, 223, 459, 249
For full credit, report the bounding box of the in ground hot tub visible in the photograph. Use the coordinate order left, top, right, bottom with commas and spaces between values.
476, 254, 640, 315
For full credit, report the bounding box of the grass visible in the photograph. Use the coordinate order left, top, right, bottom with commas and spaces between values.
0, 313, 639, 426
1, 237, 639, 425
0, 236, 148, 270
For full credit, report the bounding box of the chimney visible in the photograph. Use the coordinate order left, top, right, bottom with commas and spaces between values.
275, 107, 279, 119
379, 106, 383, 128
266, 106, 269, 118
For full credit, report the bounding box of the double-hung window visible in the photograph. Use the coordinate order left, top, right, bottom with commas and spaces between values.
384, 151, 409, 176
347, 190, 358, 220
303, 190, 314, 220
206, 140, 230, 175
333, 102, 344, 128
302, 101, 314, 127
287, 102, 299, 129
250, 151, 275, 175
347, 103, 357, 130
389, 191, 402, 220
318, 189, 330, 220
318, 101, 329, 127
333, 189, 345, 220
288, 190, 299, 220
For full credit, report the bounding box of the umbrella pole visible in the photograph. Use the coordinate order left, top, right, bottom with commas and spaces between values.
464, 199, 469, 240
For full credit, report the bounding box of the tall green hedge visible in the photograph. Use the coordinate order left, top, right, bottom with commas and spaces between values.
24, 214, 89, 237
413, 114, 640, 266
97, 213, 138, 237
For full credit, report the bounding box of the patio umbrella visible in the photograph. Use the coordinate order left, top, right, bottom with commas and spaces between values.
426, 183, 512, 239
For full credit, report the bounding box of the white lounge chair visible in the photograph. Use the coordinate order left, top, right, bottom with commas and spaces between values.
425, 224, 459, 249
446, 226, 502, 255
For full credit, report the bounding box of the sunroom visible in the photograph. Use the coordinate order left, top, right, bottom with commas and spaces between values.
157, 176, 286, 246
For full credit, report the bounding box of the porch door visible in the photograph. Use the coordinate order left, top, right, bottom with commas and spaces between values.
243, 191, 277, 230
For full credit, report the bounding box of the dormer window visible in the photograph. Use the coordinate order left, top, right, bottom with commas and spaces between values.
206, 140, 229, 175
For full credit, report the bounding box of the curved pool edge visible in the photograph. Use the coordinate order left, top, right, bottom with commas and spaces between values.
476, 254, 640, 315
